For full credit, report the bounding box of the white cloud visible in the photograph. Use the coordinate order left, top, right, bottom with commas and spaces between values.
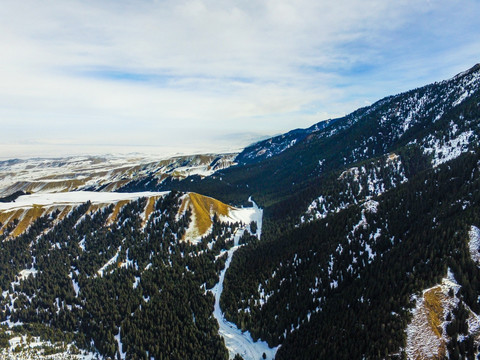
0, 0, 479, 158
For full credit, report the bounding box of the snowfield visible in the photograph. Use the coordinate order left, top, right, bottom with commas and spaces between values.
221, 197, 263, 238
0, 191, 168, 211
211, 200, 279, 360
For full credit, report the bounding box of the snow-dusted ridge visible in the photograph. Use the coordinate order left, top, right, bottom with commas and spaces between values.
0, 191, 168, 211
0, 153, 237, 197
301, 153, 407, 224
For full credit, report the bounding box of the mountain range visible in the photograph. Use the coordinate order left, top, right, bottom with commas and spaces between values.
0, 63, 479, 359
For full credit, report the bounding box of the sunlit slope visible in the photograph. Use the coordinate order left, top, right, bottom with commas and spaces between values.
0, 192, 166, 239
178, 192, 251, 241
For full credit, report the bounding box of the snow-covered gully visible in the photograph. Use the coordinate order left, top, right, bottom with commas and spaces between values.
211, 201, 278, 360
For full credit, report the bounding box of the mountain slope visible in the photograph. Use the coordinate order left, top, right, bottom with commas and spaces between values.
115, 64, 480, 358
234, 119, 337, 165
0, 190, 267, 359
222, 147, 480, 359
215, 65, 480, 359
146, 64, 480, 210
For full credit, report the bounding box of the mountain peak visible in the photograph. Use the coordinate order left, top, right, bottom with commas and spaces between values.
453, 63, 480, 79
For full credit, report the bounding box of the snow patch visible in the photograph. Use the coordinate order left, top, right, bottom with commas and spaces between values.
363, 200, 379, 213
69, 272, 80, 297
1, 334, 100, 359
133, 276, 141, 289
0, 191, 168, 211
18, 268, 38, 281
115, 330, 126, 360
423, 130, 474, 167
468, 226, 480, 264
97, 247, 121, 277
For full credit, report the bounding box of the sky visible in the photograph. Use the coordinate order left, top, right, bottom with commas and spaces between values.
0, 0, 479, 159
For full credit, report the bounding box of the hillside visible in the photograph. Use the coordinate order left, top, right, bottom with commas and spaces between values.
143, 63, 480, 210
0, 191, 254, 244
215, 64, 480, 359
164, 64, 480, 359
0, 190, 267, 359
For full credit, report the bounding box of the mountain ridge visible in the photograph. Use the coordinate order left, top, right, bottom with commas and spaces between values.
0, 63, 479, 359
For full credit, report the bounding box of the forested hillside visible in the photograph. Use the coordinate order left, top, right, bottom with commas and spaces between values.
169, 64, 480, 358
0, 191, 263, 359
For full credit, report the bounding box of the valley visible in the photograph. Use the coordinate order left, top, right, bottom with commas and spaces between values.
0, 64, 479, 359
210, 201, 278, 360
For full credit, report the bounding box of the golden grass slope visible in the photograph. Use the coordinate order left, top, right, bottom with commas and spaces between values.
0, 200, 128, 239
0, 209, 24, 235
0, 191, 229, 242
406, 286, 448, 360
143, 196, 160, 228
11, 206, 46, 238
56, 205, 72, 223
424, 287, 445, 340
0, 205, 74, 239
0, 193, 164, 239
106, 200, 130, 226
406, 274, 460, 360
178, 192, 232, 241
0, 206, 61, 238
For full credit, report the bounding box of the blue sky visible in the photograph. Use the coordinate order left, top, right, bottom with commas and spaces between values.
0, 0, 479, 159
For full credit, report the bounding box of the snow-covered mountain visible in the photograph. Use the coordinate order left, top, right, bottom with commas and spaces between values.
234, 119, 337, 165
232, 63, 479, 170
0, 153, 237, 198
0, 190, 268, 359
0, 64, 479, 360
